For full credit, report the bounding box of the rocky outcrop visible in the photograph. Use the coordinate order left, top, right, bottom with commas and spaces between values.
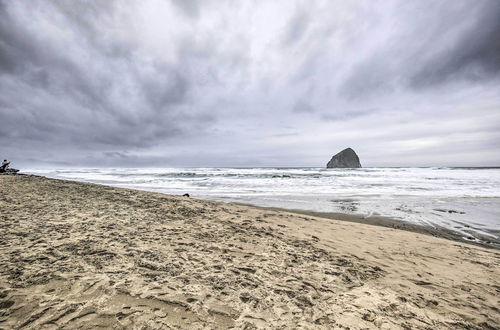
326, 148, 361, 168
0, 168, 19, 175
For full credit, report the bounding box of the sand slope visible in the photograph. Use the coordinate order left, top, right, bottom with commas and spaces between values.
0, 175, 498, 329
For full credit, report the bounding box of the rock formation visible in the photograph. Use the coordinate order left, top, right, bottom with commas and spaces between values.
0, 168, 19, 175
326, 148, 362, 168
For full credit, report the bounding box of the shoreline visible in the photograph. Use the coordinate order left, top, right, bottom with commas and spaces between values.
1, 174, 499, 328
18, 173, 500, 249
236, 204, 500, 249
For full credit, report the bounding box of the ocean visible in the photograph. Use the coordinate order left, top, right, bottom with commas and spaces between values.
26, 167, 500, 242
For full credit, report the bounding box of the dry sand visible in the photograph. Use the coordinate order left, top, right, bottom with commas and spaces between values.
0, 175, 498, 329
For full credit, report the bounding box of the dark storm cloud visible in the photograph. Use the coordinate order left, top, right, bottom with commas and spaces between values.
339, 0, 500, 99
0, 0, 499, 167
339, 58, 394, 100
140, 63, 191, 110
0, 5, 35, 73
409, 1, 500, 88
0, 0, 215, 161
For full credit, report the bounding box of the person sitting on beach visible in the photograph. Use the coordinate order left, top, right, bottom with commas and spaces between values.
1, 159, 10, 171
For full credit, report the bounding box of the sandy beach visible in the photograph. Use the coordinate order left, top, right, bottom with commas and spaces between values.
0, 175, 498, 329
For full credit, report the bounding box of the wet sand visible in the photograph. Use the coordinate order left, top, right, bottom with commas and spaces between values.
245, 206, 500, 249
0, 175, 499, 329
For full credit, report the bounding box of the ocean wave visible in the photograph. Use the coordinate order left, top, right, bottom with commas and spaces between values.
23, 167, 500, 237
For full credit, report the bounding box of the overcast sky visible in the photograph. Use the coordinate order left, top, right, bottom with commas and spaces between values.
1, 0, 499, 167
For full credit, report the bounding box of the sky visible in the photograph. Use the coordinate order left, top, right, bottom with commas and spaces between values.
1, 0, 499, 168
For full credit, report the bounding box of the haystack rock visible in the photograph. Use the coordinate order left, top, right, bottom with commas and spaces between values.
326, 148, 362, 168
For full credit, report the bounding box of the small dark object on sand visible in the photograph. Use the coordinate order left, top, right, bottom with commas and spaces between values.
183, 193, 190, 197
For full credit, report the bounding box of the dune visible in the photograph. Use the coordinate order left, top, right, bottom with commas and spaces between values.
0, 175, 498, 329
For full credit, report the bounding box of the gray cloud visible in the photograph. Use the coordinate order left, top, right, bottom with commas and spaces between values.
292, 100, 315, 114
171, 0, 200, 18
339, 1, 500, 99
0, 0, 499, 167
409, 1, 500, 88
0, 0, 215, 156
282, 6, 310, 46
